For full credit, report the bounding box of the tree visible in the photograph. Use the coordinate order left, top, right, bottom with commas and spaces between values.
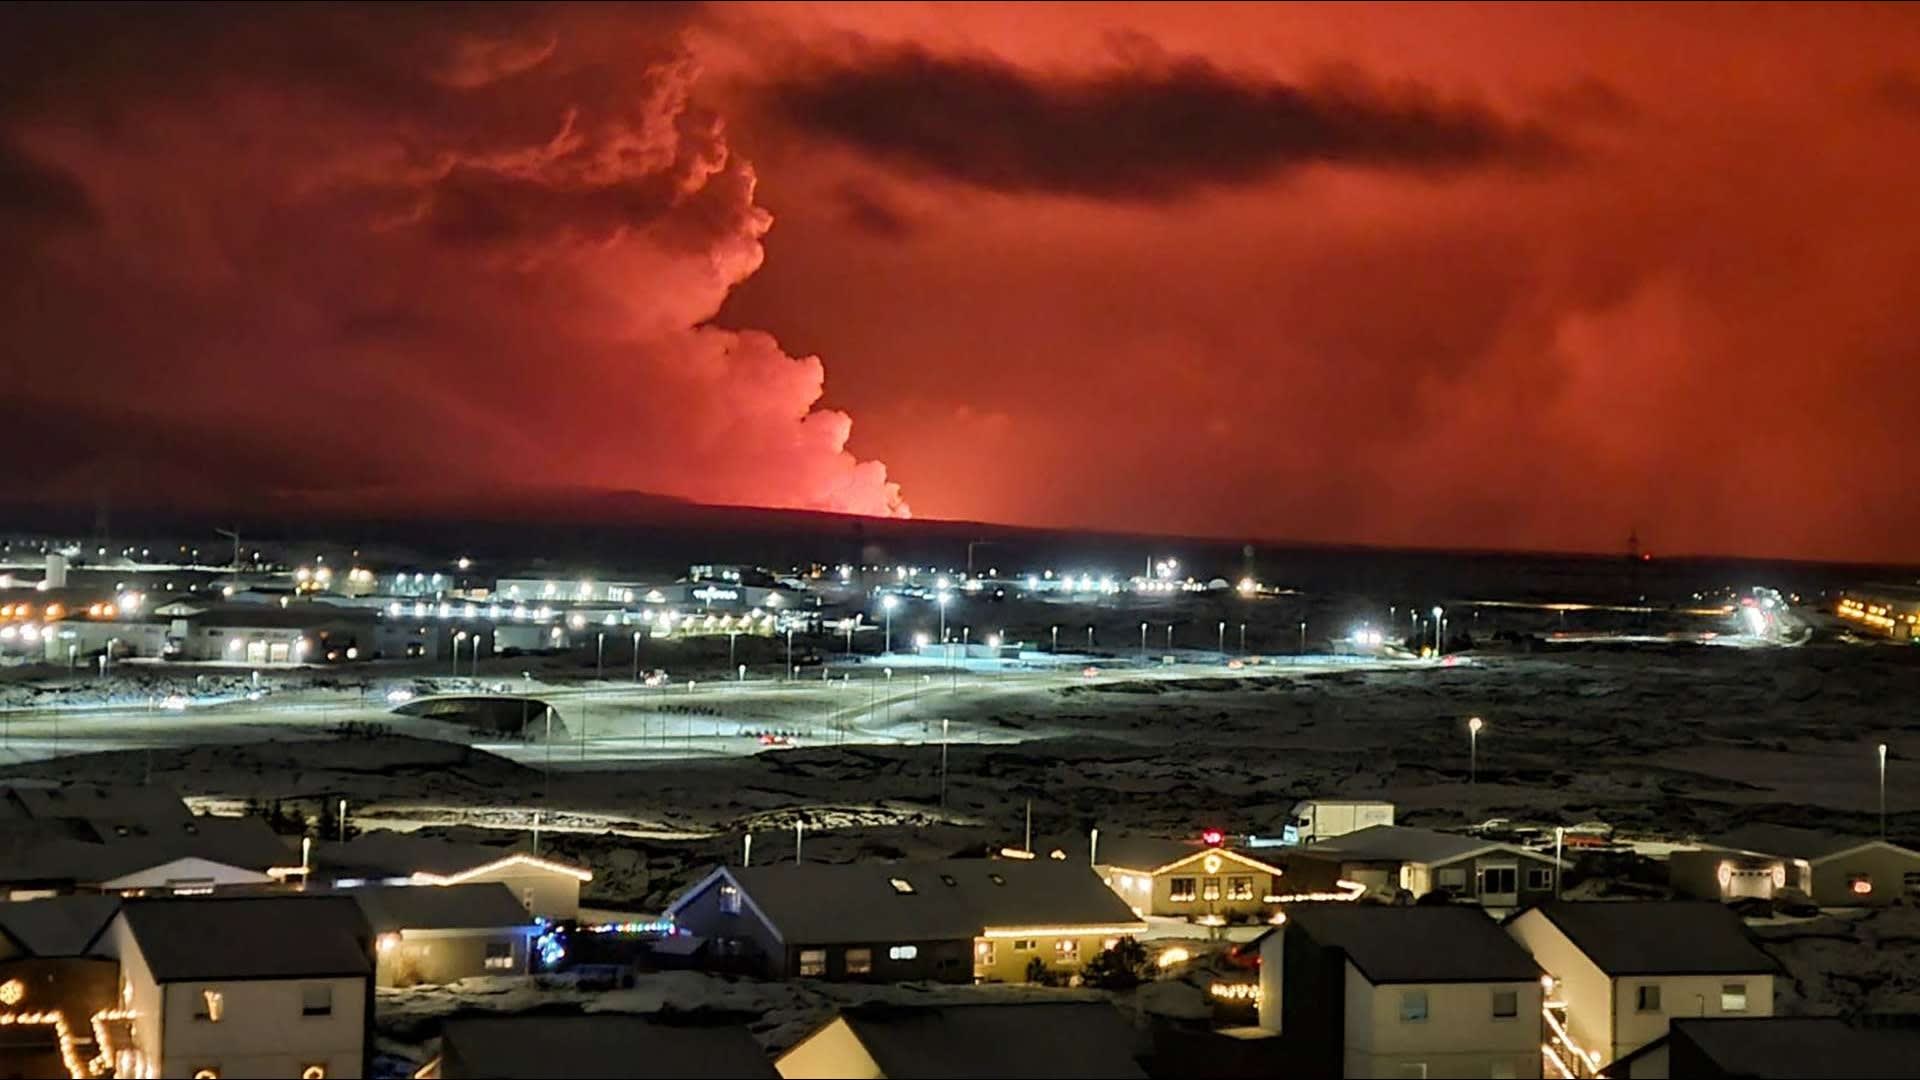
1024, 956, 1053, 985
1081, 936, 1150, 989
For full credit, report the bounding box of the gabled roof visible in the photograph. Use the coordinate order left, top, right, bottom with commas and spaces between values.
314, 832, 590, 882
116, 895, 371, 982
438, 1015, 777, 1079
1711, 823, 1917, 864
832, 1003, 1147, 1079
0, 782, 191, 826
1301, 825, 1560, 867
0, 894, 121, 957
672, 859, 1145, 945
1669, 1016, 1920, 1079
0, 815, 293, 886
1285, 904, 1543, 985
1517, 901, 1776, 977
345, 882, 534, 934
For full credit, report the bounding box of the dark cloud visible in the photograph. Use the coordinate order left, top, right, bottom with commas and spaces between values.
0, 139, 93, 230
833, 181, 914, 237
766, 45, 1565, 200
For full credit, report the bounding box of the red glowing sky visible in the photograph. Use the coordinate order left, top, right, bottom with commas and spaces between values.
6, 3, 1920, 560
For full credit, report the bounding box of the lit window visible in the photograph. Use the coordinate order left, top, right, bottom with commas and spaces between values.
889, 945, 918, 961
1170, 877, 1197, 902
302, 1067, 327, 1080
847, 948, 873, 975
193, 1070, 219, 1079
1227, 877, 1254, 900
975, 941, 996, 966
1850, 873, 1874, 896
484, 942, 514, 971
1636, 985, 1662, 1013
1399, 990, 1429, 1023
799, 950, 826, 977
889, 877, 916, 894
195, 989, 223, 1022
719, 884, 741, 914
1013, 939, 1036, 951
1720, 983, 1747, 1013
1492, 990, 1518, 1018
1055, 939, 1081, 963
1202, 878, 1222, 901
301, 984, 332, 1017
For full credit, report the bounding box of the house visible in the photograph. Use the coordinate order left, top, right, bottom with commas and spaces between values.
1505, 901, 1777, 1074
102, 894, 375, 1079
1641, 1015, 1920, 1079
345, 882, 537, 987
667, 859, 1146, 983
776, 1002, 1147, 1079
419, 1014, 779, 1078
1688, 824, 1920, 907
1258, 904, 1546, 1079
1033, 832, 1291, 920
0, 895, 124, 1079
0, 813, 299, 899
1287, 825, 1564, 907
313, 832, 592, 920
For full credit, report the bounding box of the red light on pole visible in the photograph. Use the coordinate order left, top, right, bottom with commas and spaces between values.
1202, 828, 1224, 847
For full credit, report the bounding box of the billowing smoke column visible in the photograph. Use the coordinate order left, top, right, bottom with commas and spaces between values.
0, 7, 907, 518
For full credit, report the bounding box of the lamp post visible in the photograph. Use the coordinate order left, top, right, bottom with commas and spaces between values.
1051, 625, 1059, 653
1880, 743, 1890, 839
939, 717, 950, 811
596, 631, 605, 682
884, 667, 893, 726
451, 630, 467, 677
1165, 623, 1174, 653
473, 633, 483, 677
1468, 716, 1484, 787
1298, 620, 1307, 653
728, 630, 738, 674
937, 592, 949, 644
1239, 622, 1247, 655
1087, 624, 1095, 649
632, 630, 642, 683
785, 627, 794, 681
1139, 621, 1148, 663
1432, 606, 1444, 656
1217, 620, 1226, 660
882, 594, 898, 655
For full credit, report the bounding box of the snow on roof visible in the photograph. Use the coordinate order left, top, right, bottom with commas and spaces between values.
438, 1015, 777, 1079
0, 894, 121, 957
1300, 825, 1554, 866
1711, 823, 1916, 863
1285, 904, 1542, 985
0, 781, 191, 825
1522, 901, 1777, 976
117, 894, 371, 982
1670, 1016, 1920, 1079
344, 882, 534, 934
834, 1002, 1147, 1079
315, 832, 588, 881
687, 859, 1144, 945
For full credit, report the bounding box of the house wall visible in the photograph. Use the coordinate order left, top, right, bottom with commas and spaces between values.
1274, 923, 1347, 1078
670, 874, 786, 976
1667, 851, 1783, 902
972, 931, 1111, 983
1428, 853, 1560, 907
788, 938, 970, 984
1613, 1040, 1670, 1079
1257, 930, 1284, 1032
1343, 965, 1544, 1079
105, 914, 166, 1077
775, 1017, 883, 1080
1507, 910, 1614, 1065
1096, 865, 1156, 915
375, 929, 528, 987
1609, 973, 1773, 1063
1809, 845, 1920, 906
156, 975, 366, 1079
470, 867, 581, 921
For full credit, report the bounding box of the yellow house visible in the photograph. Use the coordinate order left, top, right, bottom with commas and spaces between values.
314, 834, 592, 921
777, 1002, 1147, 1079
1032, 833, 1291, 921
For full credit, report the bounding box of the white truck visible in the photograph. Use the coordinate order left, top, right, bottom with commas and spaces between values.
1286, 799, 1395, 845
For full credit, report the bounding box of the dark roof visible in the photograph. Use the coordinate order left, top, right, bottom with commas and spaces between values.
315, 832, 570, 879
117, 895, 371, 982
0, 894, 121, 957
1286, 904, 1542, 984
0, 782, 191, 825
439, 1015, 777, 1079
1711, 823, 1913, 863
1301, 825, 1554, 866
346, 882, 533, 934
691, 859, 1143, 945
1522, 901, 1776, 976
834, 1003, 1146, 1079
1671, 1016, 1920, 1079
0, 815, 292, 886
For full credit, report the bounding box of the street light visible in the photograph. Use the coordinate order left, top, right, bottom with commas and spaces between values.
881, 594, 899, 655
1139, 621, 1148, 663
596, 631, 605, 681
1165, 623, 1174, 652
452, 630, 468, 677
937, 592, 950, 644
632, 630, 642, 683
472, 633, 483, 677
1239, 622, 1247, 656
1468, 716, 1484, 786
1298, 620, 1307, 653
1880, 743, 1890, 839
728, 630, 739, 674
1432, 606, 1444, 656
1087, 624, 1095, 649
1217, 620, 1226, 659
785, 627, 794, 681
939, 717, 950, 811
1051, 625, 1059, 653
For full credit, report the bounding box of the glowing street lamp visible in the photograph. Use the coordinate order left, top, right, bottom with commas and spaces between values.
1468, 716, 1484, 786
1051, 625, 1059, 653
937, 592, 950, 644
452, 630, 468, 677
596, 631, 605, 681
881, 594, 899, 655
1432, 606, 1444, 656
1140, 621, 1148, 663
1217, 620, 1226, 659
632, 630, 642, 683
1880, 743, 1890, 839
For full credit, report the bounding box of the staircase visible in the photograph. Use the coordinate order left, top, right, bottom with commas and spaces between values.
1543, 998, 1600, 1079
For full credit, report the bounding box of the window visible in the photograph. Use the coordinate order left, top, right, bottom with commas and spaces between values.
1202, 878, 1222, 902
1492, 990, 1518, 1019
194, 989, 223, 1022
1721, 983, 1748, 1013
1526, 867, 1554, 890
889, 877, 916, 894
1170, 877, 1196, 902
1055, 939, 1080, 963
1227, 876, 1255, 900
1849, 873, 1874, 897
798, 949, 826, 977
975, 941, 996, 966
301, 1067, 326, 1080
889, 945, 918, 961
302, 984, 332, 1017
1399, 990, 1429, 1023
1012, 939, 1036, 951
846, 948, 873, 975
1436, 868, 1466, 891
1480, 866, 1518, 895
1636, 984, 1662, 1013
484, 942, 514, 971
719, 884, 741, 914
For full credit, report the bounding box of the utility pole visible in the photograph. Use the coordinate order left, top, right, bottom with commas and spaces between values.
939, 717, 950, 811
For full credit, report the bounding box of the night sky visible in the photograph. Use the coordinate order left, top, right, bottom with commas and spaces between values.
7, 3, 1920, 561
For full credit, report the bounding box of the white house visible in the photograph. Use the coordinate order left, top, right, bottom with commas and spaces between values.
102, 894, 373, 1079
1505, 901, 1777, 1076
1259, 904, 1545, 1079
